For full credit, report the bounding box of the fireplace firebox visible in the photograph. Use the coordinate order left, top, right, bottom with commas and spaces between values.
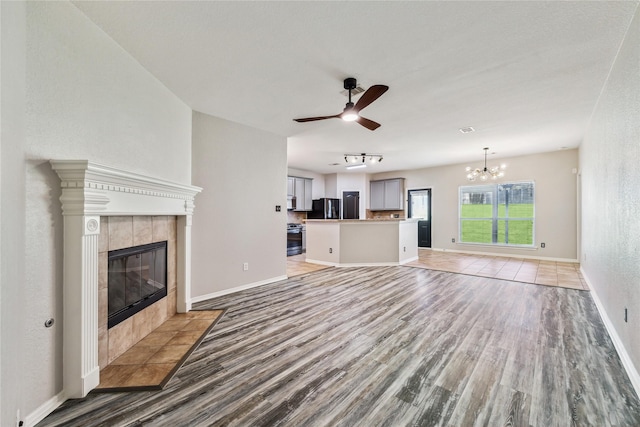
108, 241, 168, 328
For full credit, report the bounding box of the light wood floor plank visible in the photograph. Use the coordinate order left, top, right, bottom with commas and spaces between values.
38, 266, 640, 426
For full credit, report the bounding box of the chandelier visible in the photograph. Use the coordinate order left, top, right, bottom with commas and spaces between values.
465, 147, 506, 181
344, 153, 383, 170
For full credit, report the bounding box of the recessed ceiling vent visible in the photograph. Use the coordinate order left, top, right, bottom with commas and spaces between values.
459, 126, 475, 134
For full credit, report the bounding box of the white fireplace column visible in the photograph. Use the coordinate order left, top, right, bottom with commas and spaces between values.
51, 160, 202, 398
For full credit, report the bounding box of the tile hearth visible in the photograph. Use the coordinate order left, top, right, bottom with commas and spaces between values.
96, 310, 223, 391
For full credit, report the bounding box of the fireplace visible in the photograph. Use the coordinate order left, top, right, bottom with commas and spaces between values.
108, 241, 168, 328
50, 160, 202, 398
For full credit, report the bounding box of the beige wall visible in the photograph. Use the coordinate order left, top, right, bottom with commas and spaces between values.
580, 5, 640, 388
1, 2, 192, 424
191, 112, 288, 299
323, 172, 369, 219
372, 149, 579, 261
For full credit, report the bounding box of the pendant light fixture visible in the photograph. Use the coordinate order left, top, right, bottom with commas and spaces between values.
465, 148, 506, 181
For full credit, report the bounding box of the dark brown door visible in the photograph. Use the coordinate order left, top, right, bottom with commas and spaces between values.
343, 192, 359, 219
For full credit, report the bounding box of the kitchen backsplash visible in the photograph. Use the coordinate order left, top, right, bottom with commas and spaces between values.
367, 210, 405, 219
287, 211, 307, 223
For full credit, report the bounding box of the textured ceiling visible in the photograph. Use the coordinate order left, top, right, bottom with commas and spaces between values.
73, 1, 638, 174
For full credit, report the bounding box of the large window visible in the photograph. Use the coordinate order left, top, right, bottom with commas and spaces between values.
459, 182, 534, 246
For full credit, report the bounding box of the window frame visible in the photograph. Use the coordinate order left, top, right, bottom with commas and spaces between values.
458, 181, 535, 248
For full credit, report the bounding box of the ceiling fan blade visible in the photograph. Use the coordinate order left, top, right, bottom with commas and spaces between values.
356, 116, 381, 131
293, 114, 340, 122
354, 85, 389, 112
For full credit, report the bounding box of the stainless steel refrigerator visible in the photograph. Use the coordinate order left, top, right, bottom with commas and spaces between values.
308, 198, 340, 219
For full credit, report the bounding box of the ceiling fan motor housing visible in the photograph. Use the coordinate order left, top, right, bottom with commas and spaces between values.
343, 77, 357, 90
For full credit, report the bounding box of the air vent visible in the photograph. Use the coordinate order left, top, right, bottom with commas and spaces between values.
340, 86, 365, 97
459, 126, 475, 134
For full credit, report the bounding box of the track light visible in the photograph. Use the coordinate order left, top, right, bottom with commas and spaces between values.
344, 153, 383, 167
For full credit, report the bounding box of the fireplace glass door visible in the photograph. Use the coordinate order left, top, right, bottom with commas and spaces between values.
108, 241, 168, 328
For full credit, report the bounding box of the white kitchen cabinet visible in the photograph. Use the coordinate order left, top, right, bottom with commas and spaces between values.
370, 178, 404, 211
287, 177, 295, 197
304, 178, 313, 211
290, 176, 313, 211
370, 180, 386, 211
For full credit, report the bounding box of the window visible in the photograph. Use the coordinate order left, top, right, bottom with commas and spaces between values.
459, 182, 534, 246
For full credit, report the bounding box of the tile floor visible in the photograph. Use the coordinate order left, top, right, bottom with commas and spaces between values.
287, 250, 586, 290
287, 253, 332, 277
407, 249, 587, 290
96, 310, 223, 390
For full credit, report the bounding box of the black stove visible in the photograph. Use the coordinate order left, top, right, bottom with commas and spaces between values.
287, 223, 305, 256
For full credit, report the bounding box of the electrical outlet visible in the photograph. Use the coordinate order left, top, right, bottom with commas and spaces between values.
243, 262, 249, 271
403, 246, 406, 252
329, 248, 333, 254
451, 238, 455, 243
541, 242, 545, 248
275, 205, 281, 212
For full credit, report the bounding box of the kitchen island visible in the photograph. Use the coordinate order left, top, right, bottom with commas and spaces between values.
305, 219, 418, 266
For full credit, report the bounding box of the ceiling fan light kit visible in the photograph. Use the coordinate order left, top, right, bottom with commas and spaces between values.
465, 147, 506, 181
294, 77, 389, 131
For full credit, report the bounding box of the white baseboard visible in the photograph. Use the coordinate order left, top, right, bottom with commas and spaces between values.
190, 275, 288, 303
430, 247, 578, 263
304, 259, 336, 267
581, 267, 640, 400
305, 258, 418, 267
24, 390, 66, 427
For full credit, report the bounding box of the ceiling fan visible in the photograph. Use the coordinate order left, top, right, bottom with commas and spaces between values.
293, 77, 389, 131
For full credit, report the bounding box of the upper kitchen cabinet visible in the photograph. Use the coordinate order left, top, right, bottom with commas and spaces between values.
290, 176, 313, 211
287, 177, 295, 197
370, 178, 404, 211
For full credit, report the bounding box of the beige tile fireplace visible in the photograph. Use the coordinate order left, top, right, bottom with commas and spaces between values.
51, 160, 201, 399
98, 215, 178, 369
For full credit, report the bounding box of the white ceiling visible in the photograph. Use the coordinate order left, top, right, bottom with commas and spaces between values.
73, 1, 638, 175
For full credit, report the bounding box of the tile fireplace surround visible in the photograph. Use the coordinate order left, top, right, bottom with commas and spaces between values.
50, 160, 202, 399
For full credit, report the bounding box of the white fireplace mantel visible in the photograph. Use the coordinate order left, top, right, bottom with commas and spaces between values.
50, 160, 202, 399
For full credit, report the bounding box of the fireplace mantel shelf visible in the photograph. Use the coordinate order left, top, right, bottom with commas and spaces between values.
51, 160, 202, 216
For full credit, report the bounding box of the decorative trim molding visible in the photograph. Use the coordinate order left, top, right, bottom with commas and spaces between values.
50, 160, 202, 215
50, 160, 201, 399
190, 275, 288, 304
581, 267, 640, 400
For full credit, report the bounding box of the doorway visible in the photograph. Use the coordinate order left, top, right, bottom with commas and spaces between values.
343, 191, 360, 219
408, 189, 431, 248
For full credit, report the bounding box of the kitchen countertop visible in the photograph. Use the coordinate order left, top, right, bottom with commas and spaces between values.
305, 218, 415, 223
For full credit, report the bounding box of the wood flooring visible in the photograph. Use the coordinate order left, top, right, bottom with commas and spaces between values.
38, 266, 639, 426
